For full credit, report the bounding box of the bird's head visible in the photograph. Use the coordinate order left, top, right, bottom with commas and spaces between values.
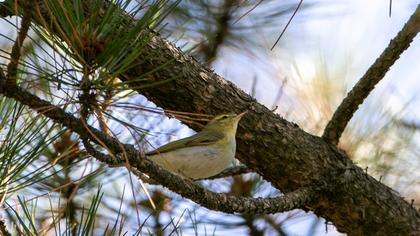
204, 112, 247, 135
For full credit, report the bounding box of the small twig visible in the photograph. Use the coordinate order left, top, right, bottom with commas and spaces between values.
271, 77, 288, 110
398, 120, 420, 130
322, 6, 420, 145
6, 8, 32, 84
82, 137, 157, 186
271, 0, 303, 50
264, 215, 288, 236
233, 0, 263, 25
130, 168, 159, 185
325, 220, 329, 233
199, 165, 253, 180
250, 75, 257, 97
389, 0, 392, 18
84, 138, 159, 187
82, 137, 156, 213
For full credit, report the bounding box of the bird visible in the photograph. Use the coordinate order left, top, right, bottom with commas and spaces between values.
146, 112, 247, 179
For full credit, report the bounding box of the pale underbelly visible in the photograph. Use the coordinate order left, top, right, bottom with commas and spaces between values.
148, 146, 234, 179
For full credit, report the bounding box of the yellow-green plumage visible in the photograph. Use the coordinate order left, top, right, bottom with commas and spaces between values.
146, 112, 246, 179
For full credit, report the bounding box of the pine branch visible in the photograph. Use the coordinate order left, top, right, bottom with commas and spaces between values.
6, 8, 32, 85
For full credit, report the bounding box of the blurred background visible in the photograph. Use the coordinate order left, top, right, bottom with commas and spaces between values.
0, 0, 419, 235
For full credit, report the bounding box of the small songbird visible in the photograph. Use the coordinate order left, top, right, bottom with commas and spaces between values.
146, 112, 247, 179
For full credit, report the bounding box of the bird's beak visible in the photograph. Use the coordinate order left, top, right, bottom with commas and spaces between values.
235, 111, 247, 120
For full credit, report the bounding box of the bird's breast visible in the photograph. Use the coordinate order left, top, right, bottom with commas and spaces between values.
149, 139, 236, 179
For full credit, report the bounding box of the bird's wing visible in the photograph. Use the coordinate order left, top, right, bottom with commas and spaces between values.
146, 130, 225, 155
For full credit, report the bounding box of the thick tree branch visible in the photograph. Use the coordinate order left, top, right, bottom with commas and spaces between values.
322, 6, 420, 145
0, 78, 315, 215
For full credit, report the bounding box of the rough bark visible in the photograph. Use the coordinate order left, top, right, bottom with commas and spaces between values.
1, 1, 419, 235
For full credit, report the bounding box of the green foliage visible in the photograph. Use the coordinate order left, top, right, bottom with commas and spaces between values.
4, 187, 111, 235
0, 97, 62, 196
34, 0, 177, 75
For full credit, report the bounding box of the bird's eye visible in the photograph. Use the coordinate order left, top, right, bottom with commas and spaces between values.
222, 115, 228, 119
